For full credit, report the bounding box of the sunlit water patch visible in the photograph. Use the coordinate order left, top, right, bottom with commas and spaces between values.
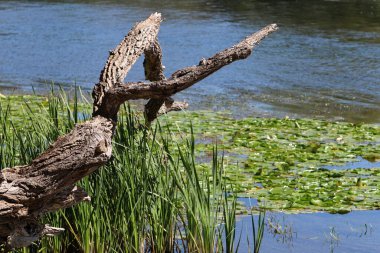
325, 156, 380, 170
236, 211, 380, 253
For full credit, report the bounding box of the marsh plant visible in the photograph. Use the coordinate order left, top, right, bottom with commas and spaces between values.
0, 89, 265, 253
3, 86, 378, 252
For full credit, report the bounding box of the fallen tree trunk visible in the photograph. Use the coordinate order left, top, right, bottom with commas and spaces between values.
0, 13, 277, 249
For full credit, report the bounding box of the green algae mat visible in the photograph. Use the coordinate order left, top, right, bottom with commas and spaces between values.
162, 111, 380, 214
2, 95, 380, 213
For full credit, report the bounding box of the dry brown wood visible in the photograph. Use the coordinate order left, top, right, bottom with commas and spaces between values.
93, 13, 163, 121
0, 116, 113, 248
143, 40, 190, 125
143, 39, 165, 82
143, 39, 167, 124
92, 23, 278, 120
0, 12, 277, 249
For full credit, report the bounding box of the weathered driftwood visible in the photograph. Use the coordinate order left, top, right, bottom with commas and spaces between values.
0, 12, 277, 249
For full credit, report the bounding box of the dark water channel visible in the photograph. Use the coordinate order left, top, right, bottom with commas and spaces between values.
0, 0, 379, 123
1, 1, 379, 252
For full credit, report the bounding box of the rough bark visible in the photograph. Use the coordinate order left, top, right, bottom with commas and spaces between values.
143, 39, 167, 124
93, 13, 163, 122
143, 40, 189, 125
92, 23, 278, 120
0, 12, 277, 249
0, 116, 113, 248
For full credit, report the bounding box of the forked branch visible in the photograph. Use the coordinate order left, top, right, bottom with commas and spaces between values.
93, 22, 278, 121
0, 12, 277, 249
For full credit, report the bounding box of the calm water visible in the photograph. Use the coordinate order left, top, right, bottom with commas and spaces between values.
0, 0, 379, 122
0, 1, 379, 252
237, 210, 380, 253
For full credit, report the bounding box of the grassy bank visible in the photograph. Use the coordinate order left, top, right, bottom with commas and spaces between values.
1, 91, 379, 251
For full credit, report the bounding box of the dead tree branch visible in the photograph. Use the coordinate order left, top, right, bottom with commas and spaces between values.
0, 12, 277, 249
143, 39, 168, 124
92, 23, 277, 121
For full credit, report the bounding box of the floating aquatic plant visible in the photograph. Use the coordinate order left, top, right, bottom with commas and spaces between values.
160, 111, 380, 213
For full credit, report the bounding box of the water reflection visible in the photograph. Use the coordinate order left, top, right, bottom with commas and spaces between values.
0, 0, 379, 123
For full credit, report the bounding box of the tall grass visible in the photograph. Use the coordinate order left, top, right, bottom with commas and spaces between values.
0, 88, 265, 252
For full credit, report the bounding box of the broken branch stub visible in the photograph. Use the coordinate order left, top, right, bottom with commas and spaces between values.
142, 39, 190, 125
143, 38, 168, 124
0, 12, 277, 249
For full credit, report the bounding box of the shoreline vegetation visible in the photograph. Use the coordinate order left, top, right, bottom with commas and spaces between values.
1, 92, 266, 252
1, 91, 379, 252
0, 13, 280, 249
0, 2, 379, 251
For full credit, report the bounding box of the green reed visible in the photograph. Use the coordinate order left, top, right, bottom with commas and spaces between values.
0, 89, 265, 253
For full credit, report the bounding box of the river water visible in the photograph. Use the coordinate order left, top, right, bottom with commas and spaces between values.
0, 0, 379, 123
0, 1, 380, 252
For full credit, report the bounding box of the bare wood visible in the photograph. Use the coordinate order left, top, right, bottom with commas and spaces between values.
93, 12, 162, 120
97, 23, 278, 117
143, 39, 167, 124
142, 40, 190, 125
144, 97, 166, 123
0, 12, 277, 248
158, 98, 189, 116
0, 116, 113, 247
0, 14, 164, 248
143, 39, 165, 82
